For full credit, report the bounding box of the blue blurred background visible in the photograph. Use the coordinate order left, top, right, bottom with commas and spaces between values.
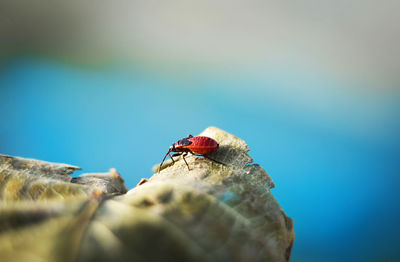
1, 1, 399, 261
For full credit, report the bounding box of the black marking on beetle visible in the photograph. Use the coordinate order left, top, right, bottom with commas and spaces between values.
175, 138, 192, 146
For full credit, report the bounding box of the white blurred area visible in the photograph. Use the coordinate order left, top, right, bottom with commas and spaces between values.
0, 0, 399, 86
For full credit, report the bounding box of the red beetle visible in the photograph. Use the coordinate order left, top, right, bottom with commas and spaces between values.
159, 134, 223, 172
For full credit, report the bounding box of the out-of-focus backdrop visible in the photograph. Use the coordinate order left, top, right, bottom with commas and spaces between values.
1, 1, 399, 261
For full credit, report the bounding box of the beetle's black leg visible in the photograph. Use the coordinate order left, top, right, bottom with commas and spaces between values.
203, 155, 226, 166
189, 151, 226, 166
169, 152, 178, 163
171, 152, 185, 164
171, 153, 182, 159
181, 152, 190, 171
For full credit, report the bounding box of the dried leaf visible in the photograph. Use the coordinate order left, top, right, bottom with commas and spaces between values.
0, 127, 294, 262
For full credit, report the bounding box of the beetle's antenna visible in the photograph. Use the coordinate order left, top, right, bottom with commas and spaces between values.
159, 149, 171, 173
